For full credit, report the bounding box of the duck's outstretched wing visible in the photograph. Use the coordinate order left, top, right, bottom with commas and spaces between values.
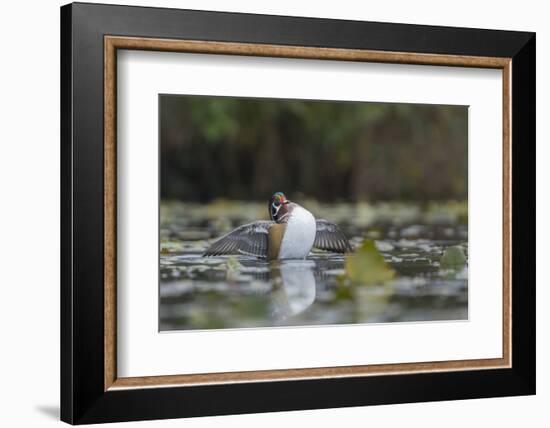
203, 221, 273, 257
314, 219, 352, 253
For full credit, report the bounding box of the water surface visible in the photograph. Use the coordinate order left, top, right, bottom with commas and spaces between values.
160, 201, 468, 331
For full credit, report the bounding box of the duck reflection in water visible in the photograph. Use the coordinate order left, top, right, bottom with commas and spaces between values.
268, 260, 317, 321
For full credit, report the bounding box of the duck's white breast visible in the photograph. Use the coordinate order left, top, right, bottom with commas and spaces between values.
278, 205, 316, 259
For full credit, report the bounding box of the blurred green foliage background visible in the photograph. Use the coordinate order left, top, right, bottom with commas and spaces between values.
160, 95, 467, 203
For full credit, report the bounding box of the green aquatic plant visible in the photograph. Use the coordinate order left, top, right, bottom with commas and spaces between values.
343, 239, 395, 285
440, 245, 467, 269
224, 256, 245, 281
225, 256, 244, 271
160, 240, 185, 254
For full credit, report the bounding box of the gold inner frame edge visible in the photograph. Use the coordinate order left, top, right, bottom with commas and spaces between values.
104, 35, 512, 391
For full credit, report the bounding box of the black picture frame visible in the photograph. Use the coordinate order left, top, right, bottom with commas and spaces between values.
61, 2, 535, 424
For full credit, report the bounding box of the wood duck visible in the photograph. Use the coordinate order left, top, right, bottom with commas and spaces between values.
204, 192, 352, 260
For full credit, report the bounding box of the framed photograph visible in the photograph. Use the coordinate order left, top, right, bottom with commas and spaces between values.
61, 2, 535, 424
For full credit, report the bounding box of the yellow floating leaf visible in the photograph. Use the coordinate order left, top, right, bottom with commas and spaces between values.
344, 239, 395, 285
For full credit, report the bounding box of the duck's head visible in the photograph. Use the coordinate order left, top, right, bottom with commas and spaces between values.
269, 192, 290, 222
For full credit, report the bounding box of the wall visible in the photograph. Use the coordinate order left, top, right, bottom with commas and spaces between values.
0, 0, 546, 426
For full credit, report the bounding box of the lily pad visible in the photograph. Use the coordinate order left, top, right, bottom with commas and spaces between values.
224, 256, 245, 281
343, 239, 395, 285
440, 246, 467, 269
